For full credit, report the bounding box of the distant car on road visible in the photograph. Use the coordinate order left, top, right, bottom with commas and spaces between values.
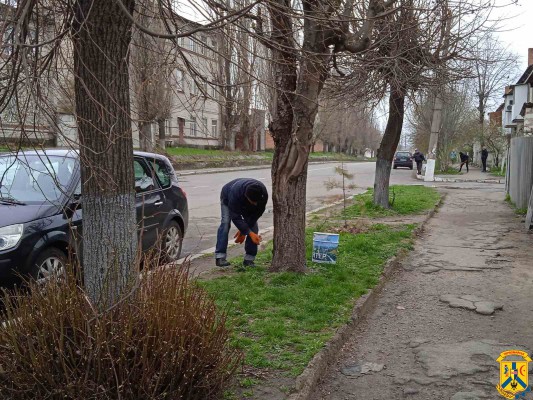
0, 149, 188, 286
393, 151, 413, 170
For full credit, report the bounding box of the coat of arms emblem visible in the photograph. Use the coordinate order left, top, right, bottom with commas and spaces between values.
496, 350, 531, 399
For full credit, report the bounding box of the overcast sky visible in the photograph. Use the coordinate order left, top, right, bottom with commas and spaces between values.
492, 0, 533, 70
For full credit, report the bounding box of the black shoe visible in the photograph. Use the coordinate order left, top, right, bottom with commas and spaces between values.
243, 260, 256, 267
216, 258, 231, 267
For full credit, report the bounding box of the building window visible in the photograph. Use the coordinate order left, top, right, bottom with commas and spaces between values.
202, 117, 208, 135
211, 120, 218, 137
0, 95, 18, 123
189, 116, 197, 136
175, 69, 184, 91
200, 35, 207, 55
209, 85, 217, 98
189, 37, 197, 53
2, 25, 14, 56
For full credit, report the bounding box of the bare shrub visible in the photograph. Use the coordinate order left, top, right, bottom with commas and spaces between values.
0, 264, 241, 399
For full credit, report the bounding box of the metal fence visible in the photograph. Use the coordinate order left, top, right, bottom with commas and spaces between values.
509, 137, 533, 223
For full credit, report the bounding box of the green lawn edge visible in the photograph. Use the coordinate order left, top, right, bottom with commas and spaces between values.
200, 185, 441, 394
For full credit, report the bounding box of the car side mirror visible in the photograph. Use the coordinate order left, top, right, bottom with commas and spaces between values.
65, 193, 82, 217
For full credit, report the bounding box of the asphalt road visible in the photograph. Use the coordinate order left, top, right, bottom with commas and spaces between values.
178, 161, 417, 259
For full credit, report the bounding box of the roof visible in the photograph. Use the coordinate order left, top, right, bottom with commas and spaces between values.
517, 64, 533, 85
520, 102, 533, 117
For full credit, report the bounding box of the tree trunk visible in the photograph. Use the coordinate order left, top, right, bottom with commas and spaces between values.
373, 85, 406, 208
139, 120, 153, 151
158, 118, 166, 149
227, 130, 236, 151
270, 150, 309, 272
72, 0, 137, 308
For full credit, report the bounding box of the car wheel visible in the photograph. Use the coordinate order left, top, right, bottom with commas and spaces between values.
32, 247, 67, 283
163, 221, 183, 262
393, 165, 397, 169
410, 166, 413, 170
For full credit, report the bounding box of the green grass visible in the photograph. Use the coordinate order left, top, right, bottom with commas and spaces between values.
435, 167, 462, 175
309, 152, 363, 161
201, 224, 415, 377
344, 185, 441, 218
491, 168, 506, 177
504, 194, 526, 215
165, 147, 368, 162
166, 147, 273, 159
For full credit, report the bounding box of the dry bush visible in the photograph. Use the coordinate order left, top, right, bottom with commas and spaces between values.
0, 264, 241, 399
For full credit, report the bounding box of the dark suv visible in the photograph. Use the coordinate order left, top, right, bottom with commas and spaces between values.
0, 149, 188, 285
393, 151, 413, 169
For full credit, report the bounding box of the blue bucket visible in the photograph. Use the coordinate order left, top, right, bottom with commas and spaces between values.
312, 232, 340, 264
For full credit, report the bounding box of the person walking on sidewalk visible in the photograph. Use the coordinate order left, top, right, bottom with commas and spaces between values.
412, 149, 425, 175
481, 147, 489, 172
459, 151, 469, 173
215, 178, 268, 268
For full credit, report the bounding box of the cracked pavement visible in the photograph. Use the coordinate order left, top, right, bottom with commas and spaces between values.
312, 184, 533, 400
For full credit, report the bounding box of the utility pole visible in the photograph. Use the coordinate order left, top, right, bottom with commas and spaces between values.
425, 92, 443, 181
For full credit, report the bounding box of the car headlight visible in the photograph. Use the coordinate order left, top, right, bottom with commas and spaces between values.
0, 224, 23, 251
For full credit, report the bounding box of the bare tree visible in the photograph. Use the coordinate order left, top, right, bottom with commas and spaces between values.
411, 86, 478, 171
131, 0, 173, 152
471, 34, 519, 129
251, 0, 397, 272
1, 0, 254, 306
314, 96, 379, 155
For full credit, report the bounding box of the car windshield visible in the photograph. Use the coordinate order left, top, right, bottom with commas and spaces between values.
397, 152, 410, 157
0, 154, 77, 204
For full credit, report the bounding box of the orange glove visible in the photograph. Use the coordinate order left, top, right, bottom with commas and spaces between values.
234, 231, 246, 244
248, 232, 262, 245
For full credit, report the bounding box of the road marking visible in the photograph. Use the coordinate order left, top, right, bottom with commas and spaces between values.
191, 185, 209, 189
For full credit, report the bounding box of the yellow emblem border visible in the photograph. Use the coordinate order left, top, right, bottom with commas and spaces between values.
496, 350, 532, 399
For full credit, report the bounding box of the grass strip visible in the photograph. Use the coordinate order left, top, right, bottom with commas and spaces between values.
203, 184, 440, 398
435, 167, 462, 175
166, 147, 366, 162
344, 185, 441, 218
166, 147, 273, 159
201, 224, 416, 377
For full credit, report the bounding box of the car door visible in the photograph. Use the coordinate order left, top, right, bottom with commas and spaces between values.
145, 157, 175, 238
134, 158, 165, 251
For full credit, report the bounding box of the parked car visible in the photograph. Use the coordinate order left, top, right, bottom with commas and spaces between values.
0, 149, 188, 285
393, 151, 413, 169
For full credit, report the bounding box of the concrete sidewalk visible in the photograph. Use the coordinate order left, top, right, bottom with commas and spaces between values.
419, 167, 505, 184
312, 184, 532, 400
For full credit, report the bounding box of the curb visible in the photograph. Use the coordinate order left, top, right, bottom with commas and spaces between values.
286, 194, 446, 400
415, 173, 504, 184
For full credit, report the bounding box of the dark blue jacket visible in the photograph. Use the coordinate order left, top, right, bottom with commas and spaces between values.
221, 178, 268, 235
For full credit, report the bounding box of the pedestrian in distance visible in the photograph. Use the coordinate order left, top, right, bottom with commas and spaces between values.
412, 149, 426, 175
459, 151, 469, 173
215, 178, 268, 268
481, 147, 489, 172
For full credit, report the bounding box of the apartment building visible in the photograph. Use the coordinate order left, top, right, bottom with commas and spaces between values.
1, 4, 223, 149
